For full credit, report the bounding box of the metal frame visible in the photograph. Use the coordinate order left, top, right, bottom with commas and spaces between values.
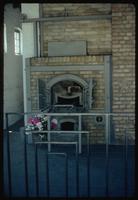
25, 59, 32, 114
30, 64, 104, 72
36, 79, 40, 110
39, 3, 44, 57
78, 115, 82, 154
21, 15, 112, 23
36, 22, 40, 57
29, 130, 89, 154
33, 21, 41, 57
33, 22, 38, 57
5, 112, 135, 116
124, 115, 129, 197
34, 144, 39, 196
47, 115, 51, 152
105, 114, 109, 196
40, 73, 94, 111
104, 55, 112, 144
104, 55, 111, 112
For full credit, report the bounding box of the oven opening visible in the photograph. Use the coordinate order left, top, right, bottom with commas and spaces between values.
57, 96, 80, 106
61, 121, 75, 131
52, 80, 83, 107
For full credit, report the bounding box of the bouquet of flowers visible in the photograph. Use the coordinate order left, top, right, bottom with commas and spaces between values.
25, 114, 58, 131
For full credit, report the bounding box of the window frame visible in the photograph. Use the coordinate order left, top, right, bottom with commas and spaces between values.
4, 23, 7, 53
14, 27, 22, 55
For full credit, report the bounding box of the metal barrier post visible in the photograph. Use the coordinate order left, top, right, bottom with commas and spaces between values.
24, 130, 29, 197
76, 142, 79, 197
105, 114, 109, 196
46, 153, 68, 197
65, 153, 68, 197
124, 116, 128, 197
46, 152, 50, 197
87, 131, 90, 197
78, 115, 82, 154
6, 113, 12, 197
35, 144, 39, 196
47, 116, 51, 152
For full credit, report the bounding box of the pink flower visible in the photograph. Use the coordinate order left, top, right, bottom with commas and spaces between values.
51, 118, 58, 129
51, 123, 57, 129
26, 115, 50, 131
36, 122, 43, 130
27, 117, 33, 124
27, 117, 40, 125
32, 117, 40, 125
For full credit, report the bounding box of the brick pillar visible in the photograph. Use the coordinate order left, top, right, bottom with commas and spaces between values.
111, 4, 135, 143
112, 4, 135, 113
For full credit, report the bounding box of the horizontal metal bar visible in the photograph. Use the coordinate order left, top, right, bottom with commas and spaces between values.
21, 15, 112, 23
39, 141, 78, 154
25, 130, 89, 134
30, 65, 104, 72
5, 112, 135, 116
53, 104, 74, 107
47, 152, 67, 156
35, 141, 78, 144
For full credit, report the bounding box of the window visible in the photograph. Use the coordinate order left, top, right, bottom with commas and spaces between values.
4, 24, 7, 53
14, 28, 22, 55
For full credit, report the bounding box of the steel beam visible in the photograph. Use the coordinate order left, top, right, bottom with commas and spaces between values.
21, 15, 112, 23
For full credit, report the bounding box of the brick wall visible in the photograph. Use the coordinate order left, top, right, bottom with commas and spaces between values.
28, 4, 135, 144
82, 116, 105, 144
42, 3, 111, 17
41, 4, 111, 56
111, 4, 135, 143
31, 55, 104, 66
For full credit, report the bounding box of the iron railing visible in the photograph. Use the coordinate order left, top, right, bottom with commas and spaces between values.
4, 112, 135, 197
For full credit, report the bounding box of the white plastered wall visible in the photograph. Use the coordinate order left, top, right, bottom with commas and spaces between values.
4, 4, 23, 128
21, 3, 39, 123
